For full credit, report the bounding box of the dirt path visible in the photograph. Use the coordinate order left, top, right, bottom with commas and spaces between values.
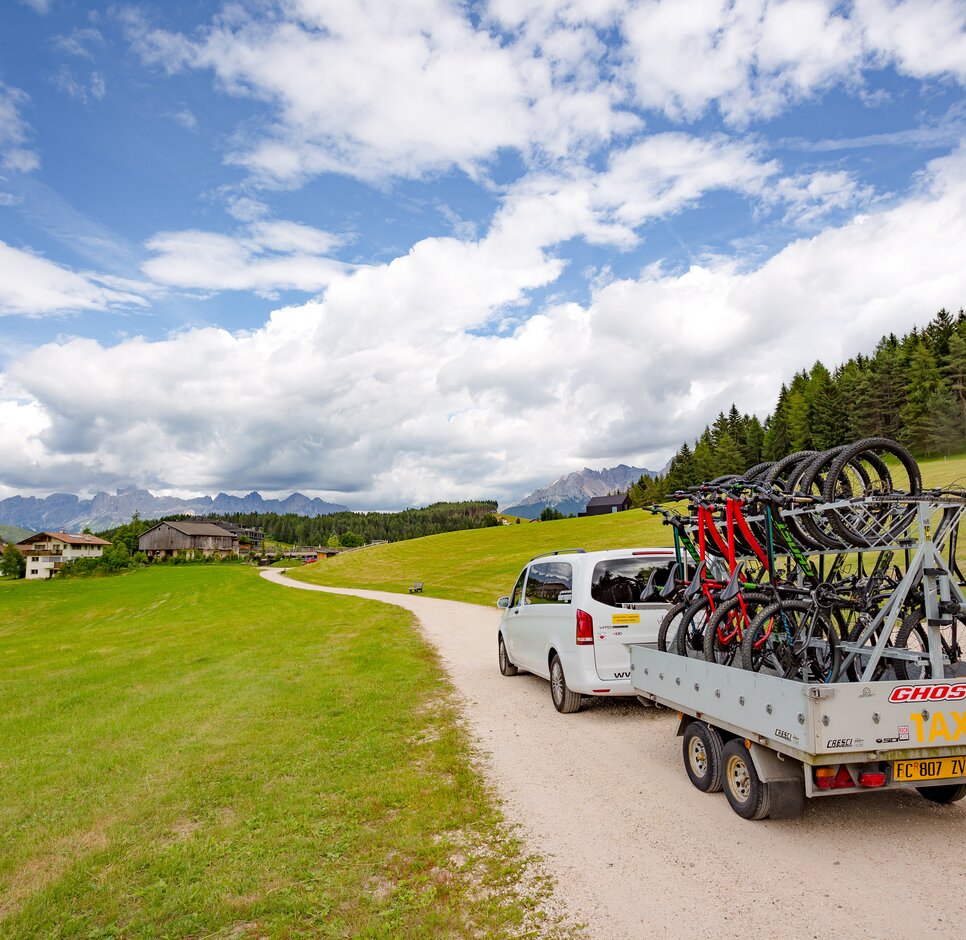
260, 569, 964, 939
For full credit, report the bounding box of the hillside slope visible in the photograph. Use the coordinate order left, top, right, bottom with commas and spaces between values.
289, 452, 966, 605
289, 508, 672, 605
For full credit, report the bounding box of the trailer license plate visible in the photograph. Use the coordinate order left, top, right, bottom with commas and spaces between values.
893, 757, 966, 782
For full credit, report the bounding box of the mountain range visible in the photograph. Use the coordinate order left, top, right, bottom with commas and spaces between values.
501, 464, 657, 519
0, 487, 350, 534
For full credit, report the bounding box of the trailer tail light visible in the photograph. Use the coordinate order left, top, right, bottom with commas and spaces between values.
858, 770, 886, 788
576, 609, 594, 645
814, 765, 854, 790
814, 767, 836, 790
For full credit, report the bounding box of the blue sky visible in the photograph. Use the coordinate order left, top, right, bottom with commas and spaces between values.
1, 0, 966, 509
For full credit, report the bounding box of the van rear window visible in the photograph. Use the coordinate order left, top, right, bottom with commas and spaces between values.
591, 558, 671, 608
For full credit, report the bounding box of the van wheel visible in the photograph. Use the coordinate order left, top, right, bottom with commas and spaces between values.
682, 722, 723, 792
498, 635, 518, 676
550, 654, 582, 713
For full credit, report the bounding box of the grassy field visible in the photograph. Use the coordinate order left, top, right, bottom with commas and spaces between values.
289, 452, 966, 604
0, 566, 573, 939
289, 509, 671, 605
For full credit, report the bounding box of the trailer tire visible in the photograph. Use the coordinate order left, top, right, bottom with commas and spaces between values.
917, 783, 966, 805
550, 654, 582, 714
722, 739, 771, 820
498, 635, 518, 676
682, 722, 724, 793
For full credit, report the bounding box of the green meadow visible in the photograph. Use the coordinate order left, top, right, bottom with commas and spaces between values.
0, 566, 573, 939
289, 508, 671, 604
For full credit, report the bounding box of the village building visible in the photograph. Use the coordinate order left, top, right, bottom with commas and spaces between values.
194, 519, 264, 551
582, 494, 632, 516
17, 532, 112, 580
138, 521, 240, 559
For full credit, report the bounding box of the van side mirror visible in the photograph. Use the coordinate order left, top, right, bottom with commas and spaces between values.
497, 596, 511, 609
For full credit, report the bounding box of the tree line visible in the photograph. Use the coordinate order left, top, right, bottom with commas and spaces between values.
628, 307, 966, 505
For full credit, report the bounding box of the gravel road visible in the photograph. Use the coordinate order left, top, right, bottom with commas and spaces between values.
260, 569, 964, 939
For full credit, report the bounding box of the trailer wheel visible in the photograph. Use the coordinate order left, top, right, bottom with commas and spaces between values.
721, 739, 771, 820
498, 635, 518, 676
682, 722, 723, 793
550, 654, 582, 714
917, 783, 966, 805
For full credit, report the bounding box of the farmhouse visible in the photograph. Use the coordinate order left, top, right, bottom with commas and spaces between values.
138, 521, 239, 559
17, 531, 112, 580
583, 494, 632, 515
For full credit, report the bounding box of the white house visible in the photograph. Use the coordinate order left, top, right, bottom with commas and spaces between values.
16, 531, 112, 579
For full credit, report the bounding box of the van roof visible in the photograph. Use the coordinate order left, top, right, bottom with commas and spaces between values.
527, 547, 674, 563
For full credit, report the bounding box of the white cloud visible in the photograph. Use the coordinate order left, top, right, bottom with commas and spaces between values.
18, 0, 51, 13
854, 0, 966, 81
125, 0, 634, 185
142, 221, 350, 293
171, 107, 198, 130
0, 83, 40, 173
4, 146, 966, 505
53, 27, 105, 60
0, 241, 148, 317
53, 66, 106, 103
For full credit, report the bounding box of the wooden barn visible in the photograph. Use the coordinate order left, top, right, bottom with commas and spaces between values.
583, 494, 632, 516
138, 521, 240, 559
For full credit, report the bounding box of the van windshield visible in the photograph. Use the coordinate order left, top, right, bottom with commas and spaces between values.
590, 557, 671, 608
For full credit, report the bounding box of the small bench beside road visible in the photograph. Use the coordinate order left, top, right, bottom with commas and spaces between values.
408, 581, 424, 593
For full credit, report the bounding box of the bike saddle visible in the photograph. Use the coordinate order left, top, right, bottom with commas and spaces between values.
720, 565, 743, 601
683, 560, 706, 600
660, 562, 681, 599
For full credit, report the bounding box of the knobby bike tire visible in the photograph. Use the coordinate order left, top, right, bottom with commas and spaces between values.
790, 447, 853, 550
740, 599, 841, 682
893, 608, 964, 681
763, 450, 818, 489
821, 438, 921, 547
675, 595, 713, 659
702, 592, 773, 666
657, 600, 689, 653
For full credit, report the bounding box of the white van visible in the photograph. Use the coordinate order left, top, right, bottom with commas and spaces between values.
496, 547, 676, 713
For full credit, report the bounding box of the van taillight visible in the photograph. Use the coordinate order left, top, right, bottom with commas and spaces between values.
576, 609, 594, 645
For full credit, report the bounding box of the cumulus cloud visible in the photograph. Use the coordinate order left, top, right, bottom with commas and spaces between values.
142, 221, 350, 294
4, 147, 966, 506
123, 0, 636, 185
0, 241, 148, 316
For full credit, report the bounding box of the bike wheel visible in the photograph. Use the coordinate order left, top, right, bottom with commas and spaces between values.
844, 613, 892, 682
763, 450, 818, 490
787, 447, 850, 550
675, 596, 713, 660
821, 438, 922, 547
893, 609, 965, 680
740, 600, 841, 682
657, 600, 688, 653
702, 592, 772, 666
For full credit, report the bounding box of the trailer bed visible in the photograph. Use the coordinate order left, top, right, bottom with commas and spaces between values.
630, 646, 966, 771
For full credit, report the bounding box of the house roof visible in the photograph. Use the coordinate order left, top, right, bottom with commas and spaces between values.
585, 494, 630, 508
17, 531, 112, 546
147, 521, 238, 538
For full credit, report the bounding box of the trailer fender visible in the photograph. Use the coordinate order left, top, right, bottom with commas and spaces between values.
748, 742, 804, 784
747, 744, 806, 819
